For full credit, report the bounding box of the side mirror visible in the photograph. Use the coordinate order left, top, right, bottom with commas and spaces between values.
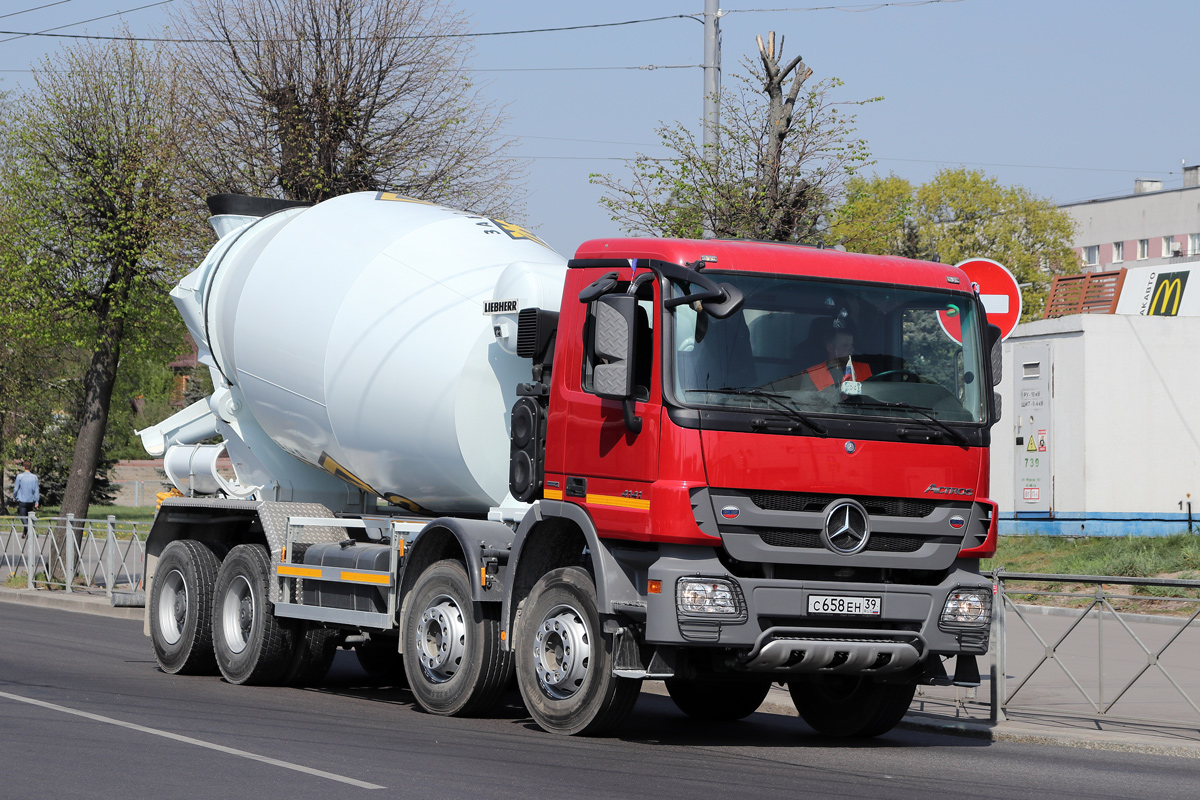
986, 323, 1002, 385
589, 294, 643, 434
592, 294, 636, 400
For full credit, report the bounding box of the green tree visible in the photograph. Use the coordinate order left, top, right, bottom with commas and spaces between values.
831, 168, 1078, 319
591, 33, 877, 242
172, 0, 524, 215
0, 36, 206, 545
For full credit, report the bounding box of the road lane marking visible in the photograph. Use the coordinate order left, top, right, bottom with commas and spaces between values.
0, 690, 384, 790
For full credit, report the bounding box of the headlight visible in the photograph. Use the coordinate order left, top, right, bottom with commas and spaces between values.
677, 578, 741, 616
939, 588, 992, 629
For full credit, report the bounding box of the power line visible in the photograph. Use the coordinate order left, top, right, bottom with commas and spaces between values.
513, 133, 665, 147
876, 156, 1179, 175
726, 1, 965, 13
0, 1, 81, 21
0, 12, 699, 44
0, 0, 173, 45
466, 64, 696, 73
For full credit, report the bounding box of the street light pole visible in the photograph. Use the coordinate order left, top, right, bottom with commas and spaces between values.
702, 0, 721, 238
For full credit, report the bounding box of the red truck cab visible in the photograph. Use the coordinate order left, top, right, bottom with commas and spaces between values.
509, 238, 998, 735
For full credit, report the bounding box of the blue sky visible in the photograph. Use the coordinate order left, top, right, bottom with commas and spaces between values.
3, 0, 1198, 255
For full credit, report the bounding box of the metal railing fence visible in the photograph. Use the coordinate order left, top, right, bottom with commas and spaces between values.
990, 568, 1200, 726
1, 513, 149, 599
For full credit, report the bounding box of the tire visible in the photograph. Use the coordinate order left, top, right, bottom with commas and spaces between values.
356, 637, 408, 687
149, 540, 220, 675
666, 678, 771, 721
281, 624, 339, 687
400, 560, 511, 716
789, 675, 917, 738
212, 544, 292, 685
515, 567, 642, 736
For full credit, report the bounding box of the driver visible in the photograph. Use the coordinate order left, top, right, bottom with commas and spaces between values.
800, 318, 872, 391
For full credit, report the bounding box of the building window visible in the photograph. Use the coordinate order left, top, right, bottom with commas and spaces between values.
1081, 245, 1099, 266
1190, 234, 1200, 256
1112, 241, 1124, 263
1137, 239, 1149, 260
1163, 236, 1178, 258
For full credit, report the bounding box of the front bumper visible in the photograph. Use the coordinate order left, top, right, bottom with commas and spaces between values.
644, 547, 991, 674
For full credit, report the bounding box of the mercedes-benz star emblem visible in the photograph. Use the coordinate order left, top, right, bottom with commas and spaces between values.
822, 500, 870, 555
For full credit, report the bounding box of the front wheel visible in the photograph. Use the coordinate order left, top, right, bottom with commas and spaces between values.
515, 567, 641, 736
666, 678, 771, 721
789, 675, 917, 738
400, 560, 510, 716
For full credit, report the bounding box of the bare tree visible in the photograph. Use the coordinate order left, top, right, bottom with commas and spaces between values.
172, 0, 525, 216
592, 32, 877, 243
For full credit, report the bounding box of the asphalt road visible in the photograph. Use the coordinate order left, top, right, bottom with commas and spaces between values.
1, 604, 1196, 800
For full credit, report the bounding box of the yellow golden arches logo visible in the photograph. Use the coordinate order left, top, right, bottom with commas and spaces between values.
1148, 271, 1189, 316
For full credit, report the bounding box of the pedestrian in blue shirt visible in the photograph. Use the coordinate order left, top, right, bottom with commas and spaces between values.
12, 461, 39, 532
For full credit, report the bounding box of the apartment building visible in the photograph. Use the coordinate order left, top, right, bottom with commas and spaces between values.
1062, 165, 1200, 273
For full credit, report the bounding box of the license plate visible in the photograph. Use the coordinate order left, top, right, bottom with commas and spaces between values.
807, 594, 881, 616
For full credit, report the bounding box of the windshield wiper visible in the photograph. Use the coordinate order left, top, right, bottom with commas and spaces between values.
846, 399, 969, 446
702, 387, 829, 437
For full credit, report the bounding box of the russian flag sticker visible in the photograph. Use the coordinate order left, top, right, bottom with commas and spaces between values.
721, 506, 741, 520
949, 516, 966, 529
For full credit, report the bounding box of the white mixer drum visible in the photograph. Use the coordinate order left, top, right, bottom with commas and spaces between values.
195, 192, 566, 513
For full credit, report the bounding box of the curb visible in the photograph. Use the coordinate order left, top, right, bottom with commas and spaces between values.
1011, 602, 1200, 628
0, 587, 143, 620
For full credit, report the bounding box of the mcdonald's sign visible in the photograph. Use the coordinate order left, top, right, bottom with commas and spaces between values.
1147, 271, 1189, 316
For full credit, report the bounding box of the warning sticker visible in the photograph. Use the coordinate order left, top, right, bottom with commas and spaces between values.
1037, 429, 1047, 452
1026, 437, 1037, 452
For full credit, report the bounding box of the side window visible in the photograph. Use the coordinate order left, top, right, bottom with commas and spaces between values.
581, 283, 654, 401
901, 309, 960, 391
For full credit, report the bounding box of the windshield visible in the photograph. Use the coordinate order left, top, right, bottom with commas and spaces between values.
670, 272, 989, 424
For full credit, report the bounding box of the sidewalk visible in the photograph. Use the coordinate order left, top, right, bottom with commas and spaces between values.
4, 585, 1199, 757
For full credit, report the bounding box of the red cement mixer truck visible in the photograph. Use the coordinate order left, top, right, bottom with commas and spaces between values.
138, 190, 1001, 737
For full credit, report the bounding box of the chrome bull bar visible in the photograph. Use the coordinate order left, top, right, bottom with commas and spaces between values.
743, 627, 926, 674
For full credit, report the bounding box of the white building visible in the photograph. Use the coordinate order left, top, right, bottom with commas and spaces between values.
1062, 166, 1200, 276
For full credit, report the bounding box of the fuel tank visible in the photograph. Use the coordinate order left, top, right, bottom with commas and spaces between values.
166, 192, 566, 513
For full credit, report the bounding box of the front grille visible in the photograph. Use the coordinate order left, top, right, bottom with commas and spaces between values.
758, 529, 822, 548
758, 529, 925, 553
747, 490, 937, 518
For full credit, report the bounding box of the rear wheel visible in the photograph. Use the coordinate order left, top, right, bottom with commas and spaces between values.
789, 675, 917, 738
149, 540, 220, 675
666, 678, 771, 721
515, 567, 641, 736
400, 560, 510, 716
282, 624, 339, 687
212, 544, 292, 685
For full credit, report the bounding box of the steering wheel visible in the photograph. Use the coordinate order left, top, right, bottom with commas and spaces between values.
866, 369, 922, 383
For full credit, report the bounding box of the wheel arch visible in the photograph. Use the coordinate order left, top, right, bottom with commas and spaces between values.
501, 501, 646, 650
400, 517, 515, 607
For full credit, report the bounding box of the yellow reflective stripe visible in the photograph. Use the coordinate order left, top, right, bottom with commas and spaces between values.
544, 489, 564, 500
586, 493, 650, 510
340, 570, 391, 585
277, 565, 321, 578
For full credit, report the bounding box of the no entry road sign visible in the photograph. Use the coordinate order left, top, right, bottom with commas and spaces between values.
956, 257, 1023, 340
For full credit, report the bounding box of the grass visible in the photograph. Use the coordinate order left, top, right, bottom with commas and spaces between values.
22, 505, 159, 525
984, 534, 1200, 615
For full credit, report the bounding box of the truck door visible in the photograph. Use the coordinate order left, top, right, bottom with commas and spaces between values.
559, 272, 661, 540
